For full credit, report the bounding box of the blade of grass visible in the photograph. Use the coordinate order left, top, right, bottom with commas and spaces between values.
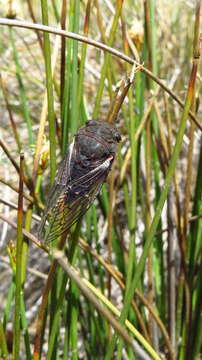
0, 74, 22, 151
51, 0, 60, 21
144, 0, 159, 349
9, 27, 33, 146
13, 152, 24, 360
20, 296, 32, 359
69, 280, 79, 360
26, 0, 44, 51
0, 320, 9, 360
60, 0, 67, 103
190, 260, 202, 359
92, 0, 123, 118
41, 0, 56, 183
61, 1, 74, 155
69, 0, 80, 135
77, 0, 92, 126
2, 281, 15, 328
189, 143, 202, 272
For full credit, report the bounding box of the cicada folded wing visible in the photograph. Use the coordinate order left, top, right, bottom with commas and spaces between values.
38, 156, 113, 244
38, 140, 75, 242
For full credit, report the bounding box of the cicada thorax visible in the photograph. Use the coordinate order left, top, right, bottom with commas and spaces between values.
76, 120, 121, 159
71, 130, 114, 185
74, 134, 110, 162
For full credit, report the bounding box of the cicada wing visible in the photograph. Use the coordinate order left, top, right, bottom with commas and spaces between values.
56, 139, 75, 185
38, 183, 65, 241
39, 157, 112, 244
38, 139, 76, 241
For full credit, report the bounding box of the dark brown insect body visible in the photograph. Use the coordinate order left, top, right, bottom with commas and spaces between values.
38, 120, 121, 243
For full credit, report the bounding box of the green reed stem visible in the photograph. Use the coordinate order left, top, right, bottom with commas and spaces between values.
9, 28, 33, 146
69, 280, 79, 360
20, 296, 32, 359
93, 0, 123, 118
41, 0, 56, 183
117, 86, 138, 359
0, 320, 9, 360
70, 0, 80, 135
77, 0, 92, 126
13, 152, 24, 360
61, 1, 74, 155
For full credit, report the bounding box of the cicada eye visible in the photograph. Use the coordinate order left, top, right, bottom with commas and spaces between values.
85, 120, 95, 126
114, 133, 121, 142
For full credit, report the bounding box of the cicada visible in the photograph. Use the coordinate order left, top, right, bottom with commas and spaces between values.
38, 120, 121, 244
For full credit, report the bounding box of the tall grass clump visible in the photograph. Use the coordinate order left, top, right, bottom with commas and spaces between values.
0, 1, 201, 359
